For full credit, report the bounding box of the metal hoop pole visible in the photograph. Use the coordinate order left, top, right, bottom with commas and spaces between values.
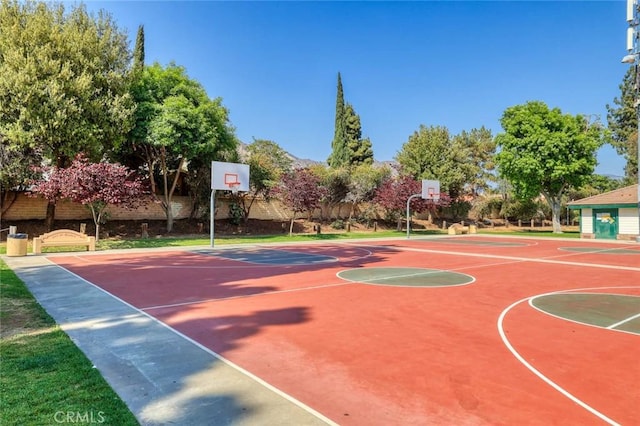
406, 193, 422, 239
210, 189, 215, 247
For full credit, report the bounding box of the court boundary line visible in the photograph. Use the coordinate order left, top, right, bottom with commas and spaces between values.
347, 242, 640, 272
497, 285, 640, 426
45, 258, 339, 426
527, 291, 640, 336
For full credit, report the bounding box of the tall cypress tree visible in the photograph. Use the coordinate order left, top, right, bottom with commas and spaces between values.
328, 72, 349, 168
133, 25, 145, 72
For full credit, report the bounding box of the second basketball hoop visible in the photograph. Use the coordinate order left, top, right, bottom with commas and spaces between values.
210, 161, 251, 247
211, 161, 250, 192
421, 179, 440, 201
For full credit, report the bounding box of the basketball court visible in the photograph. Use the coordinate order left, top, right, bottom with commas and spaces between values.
6, 234, 638, 425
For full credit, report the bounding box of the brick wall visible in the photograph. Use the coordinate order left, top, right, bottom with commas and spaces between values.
2, 193, 182, 221
2, 192, 295, 222
2, 191, 372, 223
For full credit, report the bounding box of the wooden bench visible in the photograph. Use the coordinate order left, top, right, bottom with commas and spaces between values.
33, 229, 95, 254
447, 225, 478, 235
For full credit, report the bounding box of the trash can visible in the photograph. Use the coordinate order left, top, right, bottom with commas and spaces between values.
6, 233, 28, 257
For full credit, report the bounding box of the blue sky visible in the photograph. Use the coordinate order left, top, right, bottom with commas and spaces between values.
87, 1, 629, 176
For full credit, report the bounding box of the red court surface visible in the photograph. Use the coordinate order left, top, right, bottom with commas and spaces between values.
49, 236, 640, 425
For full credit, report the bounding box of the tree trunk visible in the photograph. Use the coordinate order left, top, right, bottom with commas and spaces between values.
396, 216, 403, 232
550, 197, 563, 233
166, 209, 174, 233
289, 216, 295, 236
542, 190, 564, 234
45, 202, 55, 232
241, 192, 256, 226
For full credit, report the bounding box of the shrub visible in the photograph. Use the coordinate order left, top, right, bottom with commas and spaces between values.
331, 219, 345, 230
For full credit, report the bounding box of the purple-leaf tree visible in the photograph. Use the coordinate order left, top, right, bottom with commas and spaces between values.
32, 155, 147, 241
277, 168, 328, 236
373, 175, 450, 231
30, 164, 67, 209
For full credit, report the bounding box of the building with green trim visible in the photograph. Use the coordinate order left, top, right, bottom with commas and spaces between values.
567, 184, 639, 240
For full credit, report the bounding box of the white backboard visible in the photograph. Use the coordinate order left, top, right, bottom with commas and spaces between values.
211, 161, 250, 191
421, 180, 440, 201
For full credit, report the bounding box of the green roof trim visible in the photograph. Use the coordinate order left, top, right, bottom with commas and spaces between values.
568, 203, 636, 210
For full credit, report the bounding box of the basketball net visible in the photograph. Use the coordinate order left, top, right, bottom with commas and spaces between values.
227, 182, 240, 195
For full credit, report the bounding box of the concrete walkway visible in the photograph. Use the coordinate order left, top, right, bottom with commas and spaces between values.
2, 252, 333, 426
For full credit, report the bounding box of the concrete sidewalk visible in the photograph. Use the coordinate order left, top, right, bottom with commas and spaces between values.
2, 253, 333, 426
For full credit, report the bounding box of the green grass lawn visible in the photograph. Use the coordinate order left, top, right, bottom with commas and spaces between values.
0, 259, 139, 425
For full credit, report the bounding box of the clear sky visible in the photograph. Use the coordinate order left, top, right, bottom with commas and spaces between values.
87, 1, 629, 177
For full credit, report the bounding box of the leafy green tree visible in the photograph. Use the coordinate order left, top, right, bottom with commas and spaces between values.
395, 125, 471, 199
328, 72, 349, 168
568, 174, 625, 200
185, 147, 240, 221
0, 140, 41, 226
345, 163, 391, 220
240, 139, 293, 224
312, 165, 350, 219
0, 0, 135, 230
344, 104, 374, 166
606, 68, 638, 180
129, 62, 236, 232
452, 126, 496, 195
495, 101, 603, 233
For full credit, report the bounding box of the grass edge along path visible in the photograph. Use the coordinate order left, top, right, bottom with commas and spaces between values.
0, 259, 139, 426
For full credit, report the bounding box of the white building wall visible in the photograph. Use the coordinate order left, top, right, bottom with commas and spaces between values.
619, 208, 639, 235
581, 208, 593, 234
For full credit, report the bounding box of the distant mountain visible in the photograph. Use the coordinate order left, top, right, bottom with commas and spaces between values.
237, 141, 395, 170
600, 173, 625, 181
286, 151, 322, 168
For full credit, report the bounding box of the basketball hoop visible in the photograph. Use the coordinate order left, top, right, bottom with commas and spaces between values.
422, 180, 440, 201
211, 161, 250, 248
427, 189, 440, 201
227, 182, 240, 195
224, 173, 241, 194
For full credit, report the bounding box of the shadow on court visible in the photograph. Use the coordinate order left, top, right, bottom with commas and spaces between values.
5, 258, 327, 425
48, 244, 404, 309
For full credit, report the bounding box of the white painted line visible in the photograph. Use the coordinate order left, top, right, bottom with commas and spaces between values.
607, 312, 640, 330
348, 243, 640, 272
498, 290, 623, 426
45, 258, 338, 426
